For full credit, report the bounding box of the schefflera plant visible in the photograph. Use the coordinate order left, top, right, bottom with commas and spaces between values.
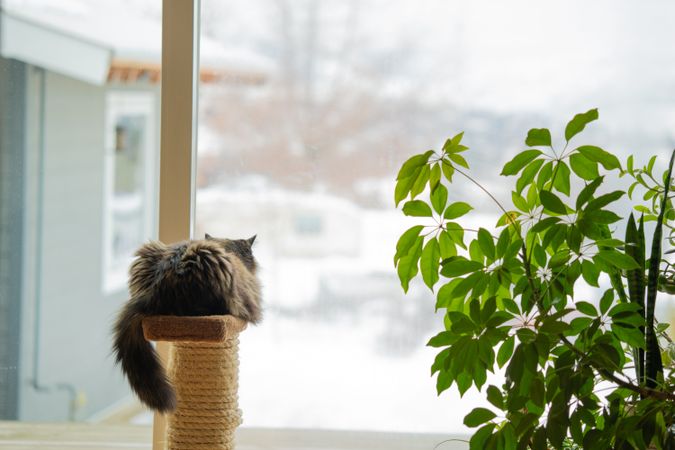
394, 109, 675, 450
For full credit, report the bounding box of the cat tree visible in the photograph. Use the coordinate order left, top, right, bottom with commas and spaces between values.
142, 315, 247, 450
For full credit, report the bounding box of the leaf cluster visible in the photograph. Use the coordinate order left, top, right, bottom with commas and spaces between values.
394, 110, 675, 449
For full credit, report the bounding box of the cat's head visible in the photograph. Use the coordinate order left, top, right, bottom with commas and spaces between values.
205, 233, 257, 272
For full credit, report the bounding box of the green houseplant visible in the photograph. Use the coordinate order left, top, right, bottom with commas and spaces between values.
394, 110, 675, 449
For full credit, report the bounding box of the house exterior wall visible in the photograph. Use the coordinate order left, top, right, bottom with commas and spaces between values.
0, 56, 26, 420
17, 67, 157, 421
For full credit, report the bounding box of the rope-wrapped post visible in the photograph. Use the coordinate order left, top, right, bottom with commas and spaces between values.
142, 315, 247, 450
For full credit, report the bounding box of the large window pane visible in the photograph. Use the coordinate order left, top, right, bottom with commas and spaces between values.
196, 0, 675, 434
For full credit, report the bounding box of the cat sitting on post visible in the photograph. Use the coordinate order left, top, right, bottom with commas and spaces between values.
112, 234, 262, 412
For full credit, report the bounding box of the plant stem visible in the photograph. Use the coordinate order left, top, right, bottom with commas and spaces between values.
454, 165, 542, 304
453, 166, 512, 222
559, 335, 675, 402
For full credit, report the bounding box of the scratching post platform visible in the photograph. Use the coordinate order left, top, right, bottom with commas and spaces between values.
142, 315, 247, 450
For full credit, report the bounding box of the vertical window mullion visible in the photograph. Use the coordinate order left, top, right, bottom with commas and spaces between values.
155, 0, 200, 447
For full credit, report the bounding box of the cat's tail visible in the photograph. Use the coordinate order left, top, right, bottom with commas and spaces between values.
112, 296, 176, 413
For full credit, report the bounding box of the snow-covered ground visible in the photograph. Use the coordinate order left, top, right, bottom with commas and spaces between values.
192, 187, 506, 433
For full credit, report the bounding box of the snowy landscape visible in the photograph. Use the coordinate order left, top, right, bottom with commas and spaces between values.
191, 0, 675, 434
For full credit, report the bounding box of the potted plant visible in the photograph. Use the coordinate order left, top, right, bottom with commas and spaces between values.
394, 109, 675, 449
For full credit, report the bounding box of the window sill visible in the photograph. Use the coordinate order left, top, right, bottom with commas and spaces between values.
0, 421, 469, 449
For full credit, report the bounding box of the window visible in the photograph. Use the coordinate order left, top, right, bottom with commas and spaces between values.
196, 0, 675, 435
103, 91, 158, 293
0, 1, 674, 448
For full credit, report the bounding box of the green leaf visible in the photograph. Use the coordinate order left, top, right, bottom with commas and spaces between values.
394, 225, 424, 264
427, 331, 455, 348
540, 190, 568, 215
567, 225, 583, 253
585, 190, 624, 211
540, 317, 570, 334
485, 311, 512, 327
421, 239, 441, 290
624, 212, 646, 380
512, 191, 529, 212
501, 298, 520, 315
446, 222, 466, 249
578, 218, 603, 240
441, 159, 455, 181
599, 289, 614, 315
585, 210, 621, 224
529, 376, 545, 408
452, 272, 483, 300
496, 228, 510, 258
530, 216, 561, 233
436, 370, 452, 395
457, 371, 472, 396
497, 336, 514, 368
553, 162, 571, 196
611, 310, 644, 327
448, 152, 469, 169
525, 128, 552, 147
486, 385, 503, 409
477, 228, 495, 261
547, 393, 569, 448
565, 108, 599, 142
516, 158, 545, 194
576, 145, 621, 170
570, 153, 600, 180
576, 301, 598, 316
480, 297, 497, 324
448, 311, 477, 334
402, 200, 433, 217
397, 150, 434, 180
410, 164, 431, 199
464, 408, 497, 428
501, 150, 543, 176
441, 257, 483, 277
445, 131, 465, 149
397, 236, 423, 292
469, 240, 483, 263
469, 298, 481, 324
430, 183, 448, 215
438, 231, 456, 259
570, 317, 592, 334
537, 161, 553, 190
612, 324, 645, 349
431, 340, 450, 375
581, 260, 600, 287
596, 250, 640, 270
470, 424, 496, 450
394, 174, 416, 207
429, 164, 441, 191
436, 281, 461, 310
575, 176, 604, 210
444, 202, 473, 220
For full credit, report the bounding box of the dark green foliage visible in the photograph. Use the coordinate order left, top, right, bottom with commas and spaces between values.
394, 110, 675, 449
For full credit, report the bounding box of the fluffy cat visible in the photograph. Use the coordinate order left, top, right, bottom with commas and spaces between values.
112, 234, 262, 413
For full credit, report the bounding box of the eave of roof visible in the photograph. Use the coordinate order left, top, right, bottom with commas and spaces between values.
0, 8, 112, 85
0, 2, 269, 86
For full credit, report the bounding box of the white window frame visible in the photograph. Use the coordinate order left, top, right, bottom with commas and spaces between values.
152, 0, 200, 447
102, 90, 158, 294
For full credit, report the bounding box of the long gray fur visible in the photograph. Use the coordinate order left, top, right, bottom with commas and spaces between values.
112, 234, 262, 412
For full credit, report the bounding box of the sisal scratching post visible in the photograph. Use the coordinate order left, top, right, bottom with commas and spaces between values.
142, 315, 247, 450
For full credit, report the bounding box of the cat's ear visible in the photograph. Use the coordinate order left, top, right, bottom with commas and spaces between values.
247, 235, 257, 246
205, 233, 213, 240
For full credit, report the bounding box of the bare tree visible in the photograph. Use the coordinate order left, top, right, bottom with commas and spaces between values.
198, 0, 443, 206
